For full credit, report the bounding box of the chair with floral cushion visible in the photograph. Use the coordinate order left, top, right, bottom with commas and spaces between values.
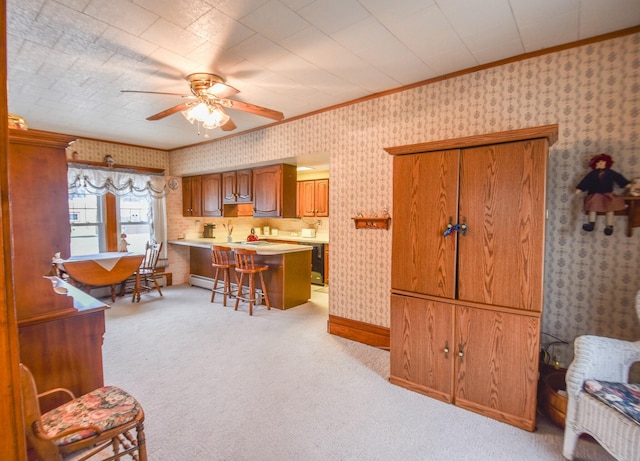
19, 363, 147, 461
562, 291, 640, 461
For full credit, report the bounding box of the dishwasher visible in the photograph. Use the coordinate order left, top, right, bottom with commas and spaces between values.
310, 243, 325, 285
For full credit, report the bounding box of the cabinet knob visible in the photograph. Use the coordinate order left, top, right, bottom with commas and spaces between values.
458, 345, 464, 359
443, 341, 449, 358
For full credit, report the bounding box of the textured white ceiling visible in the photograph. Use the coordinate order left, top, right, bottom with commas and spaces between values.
6, 0, 640, 151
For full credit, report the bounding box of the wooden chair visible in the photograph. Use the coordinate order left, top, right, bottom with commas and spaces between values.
210, 245, 237, 306
19, 363, 147, 461
124, 241, 163, 303
233, 248, 271, 316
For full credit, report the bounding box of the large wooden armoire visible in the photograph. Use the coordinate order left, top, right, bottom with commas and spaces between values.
9, 129, 108, 413
385, 125, 558, 431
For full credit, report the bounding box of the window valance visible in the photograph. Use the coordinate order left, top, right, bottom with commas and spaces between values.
68, 166, 168, 198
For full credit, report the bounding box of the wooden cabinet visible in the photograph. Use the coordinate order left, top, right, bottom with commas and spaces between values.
202, 173, 222, 217
253, 164, 297, 218
182, 175, 202, 217
386, 125, 558, 431
8, 129, 108, 413
297, 179, 329, 217
222, 169, 252, 204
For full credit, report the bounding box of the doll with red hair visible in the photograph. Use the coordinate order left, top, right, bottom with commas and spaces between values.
575, 153, 630, 235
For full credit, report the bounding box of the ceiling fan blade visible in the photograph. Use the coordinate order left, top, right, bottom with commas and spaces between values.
146, 102, 193, 121
219, 99, 284, 121
206, 82, 239, 98
221, 118, 237, 131
121, 90, 193, 98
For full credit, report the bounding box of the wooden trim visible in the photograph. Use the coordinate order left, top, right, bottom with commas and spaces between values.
389, 289, 543, 318
104, 193, 118, 252
384, 124, 559, 156
173, 26, 638, 152
1, 1, 28, 457
8, 128, 75, 148
327, 314, 390, 349
68, 160, 165, 175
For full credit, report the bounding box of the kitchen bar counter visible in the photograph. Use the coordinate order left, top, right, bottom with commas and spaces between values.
169, 239, 312, 309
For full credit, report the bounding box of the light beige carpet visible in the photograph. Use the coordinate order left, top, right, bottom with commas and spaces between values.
98, 285, 614, 461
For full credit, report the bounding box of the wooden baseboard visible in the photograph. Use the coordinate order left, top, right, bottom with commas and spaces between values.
327, 315, 389, 349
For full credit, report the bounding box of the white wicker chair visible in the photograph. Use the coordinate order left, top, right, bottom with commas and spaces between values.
563, 291, 640, 461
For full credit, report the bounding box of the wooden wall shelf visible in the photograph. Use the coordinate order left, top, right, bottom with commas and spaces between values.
352, 217, 391, 229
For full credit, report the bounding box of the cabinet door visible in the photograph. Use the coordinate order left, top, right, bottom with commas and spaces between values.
202, 173, 222, 217
390, 295, 454, 403
314, 179, 329, 217
253, 165, 281, 217
296, 181, 305, 217
454, 306, 540, 431
222, 171, 237, 203
236, 169, 253, 203
391, 151, 459, 297
300, 180, 316, 217
182, 176, 202, 216
458, 139, 547, 311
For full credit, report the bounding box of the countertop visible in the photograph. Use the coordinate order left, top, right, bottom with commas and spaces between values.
168, 238, 314, 255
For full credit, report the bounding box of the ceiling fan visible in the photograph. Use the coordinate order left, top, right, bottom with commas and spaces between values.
121, 73, 284, 133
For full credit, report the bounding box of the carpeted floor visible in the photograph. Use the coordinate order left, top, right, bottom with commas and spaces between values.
98, 285, 614, 461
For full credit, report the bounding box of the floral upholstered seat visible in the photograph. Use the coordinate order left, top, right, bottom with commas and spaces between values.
40, 386, 142, 446
20, 363, 147, 461
584, 380, 640, 426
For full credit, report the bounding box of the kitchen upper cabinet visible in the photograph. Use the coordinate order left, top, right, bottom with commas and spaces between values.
253, 164, 297, 218
182, 175, 202, 217
297, 179, 329, 217
386, 125, 558, 431
222, 169, 252, 204
202, 173, 222, 217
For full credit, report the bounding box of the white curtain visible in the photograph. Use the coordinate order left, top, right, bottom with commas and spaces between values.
68, 166, 169, 259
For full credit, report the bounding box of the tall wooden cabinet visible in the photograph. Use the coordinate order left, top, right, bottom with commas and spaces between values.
9, 129, 108, 413
385, 125, 558, 431
253, 164, 297, 218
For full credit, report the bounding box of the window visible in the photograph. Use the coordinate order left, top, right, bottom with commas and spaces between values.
69, 193, 104, 255
69, 192, 152, 256
118, 194, 151, 254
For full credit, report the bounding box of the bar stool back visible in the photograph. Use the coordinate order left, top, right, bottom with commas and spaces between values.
210, 245, 236, 306
233, 248, 271, 315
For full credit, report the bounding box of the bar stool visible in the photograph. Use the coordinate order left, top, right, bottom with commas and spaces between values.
233, 248, 271, 316
210, 245, 236, 306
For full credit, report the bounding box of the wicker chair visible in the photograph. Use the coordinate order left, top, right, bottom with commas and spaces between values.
563, 291, 640, 461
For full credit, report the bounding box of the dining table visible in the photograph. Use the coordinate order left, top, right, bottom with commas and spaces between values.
57, 252, 144, 302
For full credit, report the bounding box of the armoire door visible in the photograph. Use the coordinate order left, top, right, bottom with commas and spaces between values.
390, 294, 454, 403
391, 151, 459, 297
454, 305, 540, 431
457, 139, 547, 311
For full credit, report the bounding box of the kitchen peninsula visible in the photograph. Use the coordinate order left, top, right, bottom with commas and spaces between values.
169, 239, 312, 309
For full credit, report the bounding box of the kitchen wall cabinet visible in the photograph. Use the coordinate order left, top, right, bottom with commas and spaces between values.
222, 169, 252, 204
386, 125, 558, 431
182, 175, 202, 217
297, 179, 329, 217
253, 164, 297, 218
202, 173, 222, 217
9, 129, 108, 413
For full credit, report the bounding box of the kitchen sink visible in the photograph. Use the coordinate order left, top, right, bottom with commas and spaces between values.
239, 241, 277, 246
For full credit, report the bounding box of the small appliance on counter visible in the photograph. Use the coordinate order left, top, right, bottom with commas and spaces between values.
301, 228, 316, 238
203, 223, 216, 238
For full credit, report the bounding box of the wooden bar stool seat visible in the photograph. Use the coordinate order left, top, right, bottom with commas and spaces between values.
233, 248, 271, 316
211, 245, 237, 306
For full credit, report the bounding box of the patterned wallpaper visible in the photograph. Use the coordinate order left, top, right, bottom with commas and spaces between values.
72, 32, 640, 364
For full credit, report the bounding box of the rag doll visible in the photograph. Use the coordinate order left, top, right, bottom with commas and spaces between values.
575, 153, 630, 235
118, 233, 130, 252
